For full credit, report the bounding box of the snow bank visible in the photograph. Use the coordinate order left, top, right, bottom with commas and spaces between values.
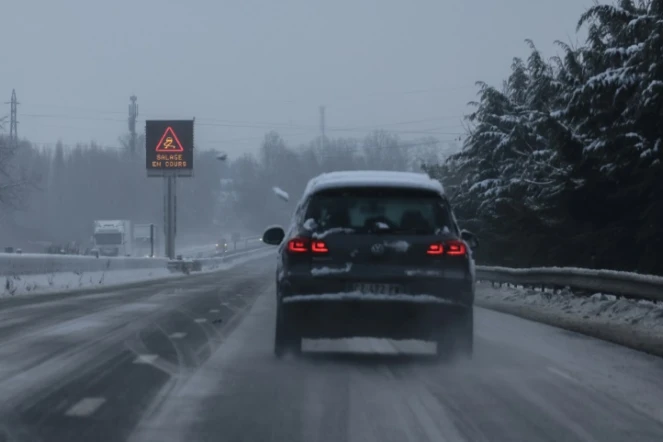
476, 282, 663, 356
477, 265, 663, 285
0, 268, 175, 298
0, 253, 167, 277
0, 247, 274, 298
478, 283, 663, 331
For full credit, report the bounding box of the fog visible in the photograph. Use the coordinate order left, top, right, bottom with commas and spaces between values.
4, 0, 629, 259
3, 0, 589, 151
0, 130, 455, 251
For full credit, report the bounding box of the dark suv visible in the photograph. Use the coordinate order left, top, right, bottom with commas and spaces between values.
262, 171, 478, 360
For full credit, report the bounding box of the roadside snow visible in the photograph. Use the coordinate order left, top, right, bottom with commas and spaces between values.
480, 265, 663, 285
0, 248, 273, 298
0, 268, 175, 298
477, 283, 663, 331
476, 282, 663, 355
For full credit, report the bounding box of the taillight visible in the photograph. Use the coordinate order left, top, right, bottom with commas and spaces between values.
427, 240, 466, 256
311, 240, 328, 253
287, 238, 328, 254
446, 240, 466, 256
427, 244, 444, 255
288, 238, 309, 253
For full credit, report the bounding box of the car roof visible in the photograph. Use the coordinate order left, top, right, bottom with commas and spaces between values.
302, 170, 445, 199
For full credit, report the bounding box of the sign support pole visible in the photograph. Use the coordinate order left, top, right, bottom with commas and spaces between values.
149, 224, 155, 258
164, 172, 177, 259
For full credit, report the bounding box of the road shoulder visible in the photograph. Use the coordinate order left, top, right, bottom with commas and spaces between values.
476, 283, 663, 358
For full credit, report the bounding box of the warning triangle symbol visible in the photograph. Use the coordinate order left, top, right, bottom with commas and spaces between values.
155, 126, 184, 152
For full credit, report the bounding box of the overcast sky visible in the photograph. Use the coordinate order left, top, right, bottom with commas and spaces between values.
2, 0, 591, 157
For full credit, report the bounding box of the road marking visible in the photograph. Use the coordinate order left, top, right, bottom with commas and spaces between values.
547, 366, 578, 383
169, 332, 187, 339
194, 318, 207, 323
134, 354, 159, 364
65, 397, 106, 417
209, 309, 219, 313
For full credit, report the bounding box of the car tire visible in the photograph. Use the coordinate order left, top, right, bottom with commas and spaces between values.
434, 307, 473, 362
274, 301, 301, 358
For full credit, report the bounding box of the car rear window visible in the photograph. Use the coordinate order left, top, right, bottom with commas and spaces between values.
303, 187, 455, 235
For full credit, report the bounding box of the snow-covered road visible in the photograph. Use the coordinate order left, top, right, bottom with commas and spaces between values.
0, 256, 662, 441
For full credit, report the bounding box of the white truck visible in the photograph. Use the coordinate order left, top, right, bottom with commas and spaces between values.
93, 220, 133, 257
134, 223, 160, 257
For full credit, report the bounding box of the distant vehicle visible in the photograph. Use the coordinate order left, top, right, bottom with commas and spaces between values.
261, 170, 479, 360
93, 220, 133, 257
216, 237, 228, 254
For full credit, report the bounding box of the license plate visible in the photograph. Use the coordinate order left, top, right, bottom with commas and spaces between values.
350, 283, 403, 295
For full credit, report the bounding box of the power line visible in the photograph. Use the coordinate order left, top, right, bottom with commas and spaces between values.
21, 83, 478, 114
28, 133, 462, 153
18, 100, 469, 150
319, 105, 326, 151
21, 121, 465, 149
20, 112, 466, 135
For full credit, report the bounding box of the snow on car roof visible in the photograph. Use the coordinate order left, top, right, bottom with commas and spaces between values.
302, 170, 445, 198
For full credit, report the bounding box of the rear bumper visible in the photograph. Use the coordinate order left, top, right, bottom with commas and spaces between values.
279, 273, 475, 305
280, 299, 471, 340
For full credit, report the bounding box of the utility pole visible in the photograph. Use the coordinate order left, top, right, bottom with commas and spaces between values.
319, 105, 328, 165
319, 105, 326, 151
5, 90, 19, 148
128, 95, 138, 154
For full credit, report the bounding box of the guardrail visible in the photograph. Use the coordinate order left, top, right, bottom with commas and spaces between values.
198, 245, 269, 266
181, 236, 263, 259
476, 265, 663, 302
166, 244, 270, 274
0, 253, 168, 277
0, 238, 267, 277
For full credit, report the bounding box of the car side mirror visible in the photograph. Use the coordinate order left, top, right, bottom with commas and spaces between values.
461, 230, 479, 249
262, 226, 285, 245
